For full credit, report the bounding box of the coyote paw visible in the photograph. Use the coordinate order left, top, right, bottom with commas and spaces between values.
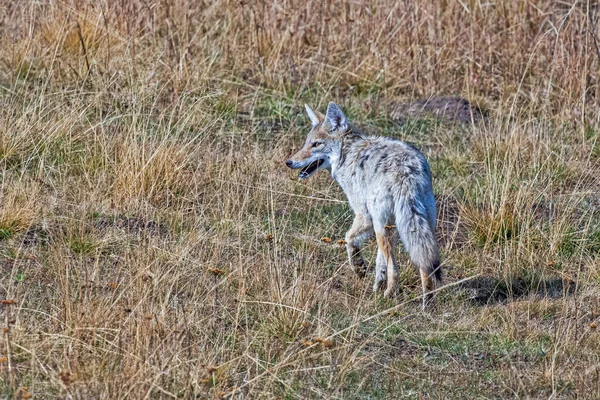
384, 275, 398, 298
351, 258, 367, 278
422, 293, 435, 311
373, 278, 386, 293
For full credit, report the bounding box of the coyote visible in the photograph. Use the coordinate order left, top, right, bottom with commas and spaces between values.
286, 102, 441, 309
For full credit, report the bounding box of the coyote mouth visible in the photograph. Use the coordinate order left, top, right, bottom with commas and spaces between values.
299, 159, 324, 179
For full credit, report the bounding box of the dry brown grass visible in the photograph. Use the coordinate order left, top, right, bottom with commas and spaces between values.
1, 1, 600, 398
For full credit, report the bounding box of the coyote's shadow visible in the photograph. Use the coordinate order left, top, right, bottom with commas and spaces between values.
457, 274, 577, 306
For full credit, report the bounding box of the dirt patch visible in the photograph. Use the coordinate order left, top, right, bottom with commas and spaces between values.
94, 215, 169, 237
388, 96, 487, 125
388, 336, 420, 358
19, 215, 169, 248
20, 223, 65, 248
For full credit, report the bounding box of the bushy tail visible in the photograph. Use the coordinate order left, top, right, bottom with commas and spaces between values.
395, 199, 442, 282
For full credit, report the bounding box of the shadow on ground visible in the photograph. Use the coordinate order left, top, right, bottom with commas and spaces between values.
458, 274, 577, 306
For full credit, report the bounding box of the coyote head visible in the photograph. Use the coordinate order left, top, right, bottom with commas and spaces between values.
286, 102, 349, 179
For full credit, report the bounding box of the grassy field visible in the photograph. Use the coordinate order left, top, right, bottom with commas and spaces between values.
1, 1, 600, 398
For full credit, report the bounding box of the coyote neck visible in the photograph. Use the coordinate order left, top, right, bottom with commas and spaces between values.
330, 127, 366, 181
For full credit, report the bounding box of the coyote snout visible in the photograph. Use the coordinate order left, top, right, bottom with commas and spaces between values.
287, 102, 442, 309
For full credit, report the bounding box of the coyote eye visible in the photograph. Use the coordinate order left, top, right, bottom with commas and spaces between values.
312, 141, 323, 148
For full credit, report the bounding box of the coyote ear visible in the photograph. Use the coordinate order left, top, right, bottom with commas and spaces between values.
304, 104, 320, 127
324, 102, 348, 132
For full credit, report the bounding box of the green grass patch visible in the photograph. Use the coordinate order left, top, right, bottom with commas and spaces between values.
0, 221, 19, 240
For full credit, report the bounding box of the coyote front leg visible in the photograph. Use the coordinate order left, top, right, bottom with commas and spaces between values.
345, 213, 373, 278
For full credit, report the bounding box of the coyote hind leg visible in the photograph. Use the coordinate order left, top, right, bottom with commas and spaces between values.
373, 228, 399, 293
375, 230, 399, 297
420, 269, 435, 309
